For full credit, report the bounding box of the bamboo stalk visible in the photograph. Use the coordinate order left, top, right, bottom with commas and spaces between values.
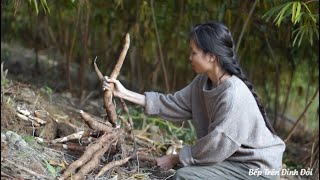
150, 0, 170, 92
236, 0, 258, 54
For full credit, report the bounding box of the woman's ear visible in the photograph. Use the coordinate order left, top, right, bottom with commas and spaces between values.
209, 54, 216, 62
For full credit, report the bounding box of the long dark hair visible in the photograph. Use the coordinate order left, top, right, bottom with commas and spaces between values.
190, 21, 276, 134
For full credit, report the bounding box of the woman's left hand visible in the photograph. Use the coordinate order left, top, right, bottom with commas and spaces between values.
156, 154, 180, 170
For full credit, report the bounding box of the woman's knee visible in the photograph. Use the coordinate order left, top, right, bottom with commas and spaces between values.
173, 166, 221, 180
173, 167, 193, 180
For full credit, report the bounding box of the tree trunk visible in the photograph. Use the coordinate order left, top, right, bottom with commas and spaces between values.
79, 0, 90, 97
273, 64, 281, 127
150, 0, 170, 92
236, 0, 258, 54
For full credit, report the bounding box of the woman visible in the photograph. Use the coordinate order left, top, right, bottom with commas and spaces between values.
103, 21, 285, 179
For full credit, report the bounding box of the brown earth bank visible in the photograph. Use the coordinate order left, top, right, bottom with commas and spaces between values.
1, 79, 176, 179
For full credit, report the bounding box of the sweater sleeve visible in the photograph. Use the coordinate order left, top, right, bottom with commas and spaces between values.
144, 77, 197, 121
179, 127, 240, 166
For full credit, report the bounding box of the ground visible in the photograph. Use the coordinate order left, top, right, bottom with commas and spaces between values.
1, 42, 176, 179
1, 42, 318, 179
1, 70, 177, 180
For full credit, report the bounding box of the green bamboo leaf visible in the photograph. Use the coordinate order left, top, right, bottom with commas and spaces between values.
292, 27, 302, 47
33, 0, 39, 15
40, 0, 46, 13
301, 2, 317, 22
308, 13, 317, 23
262, 3, 286, 22
308, 25, 313, 46
298, 26, 306, 46
40, 0, 51, 14
291, 2, 297, 23
297, 12, 304, 24
295, 2, 301, 20
268, 4, 286, 22
294, 11, 302, 24
276, 2, 292, 26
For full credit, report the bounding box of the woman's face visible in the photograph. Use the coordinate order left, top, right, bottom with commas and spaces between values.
189, 40, 213, 74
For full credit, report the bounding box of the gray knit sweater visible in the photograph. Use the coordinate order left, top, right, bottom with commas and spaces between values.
144, 74, 285, 171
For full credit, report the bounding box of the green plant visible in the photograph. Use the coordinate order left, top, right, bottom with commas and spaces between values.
21, 134, 38, 148
1, 62, 10, 86
28, 0, 50, 14
126, 106, 196, 144
262, 1, 319, 47
1, 78, 10, 86
42, 159, 61, 178
149, 117, 195, 143
42, 85, 53, 95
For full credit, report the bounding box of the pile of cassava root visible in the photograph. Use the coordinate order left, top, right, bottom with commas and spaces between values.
55, 33, 157, 180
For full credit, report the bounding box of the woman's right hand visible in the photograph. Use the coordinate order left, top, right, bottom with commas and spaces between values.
102, 76, 127, 98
